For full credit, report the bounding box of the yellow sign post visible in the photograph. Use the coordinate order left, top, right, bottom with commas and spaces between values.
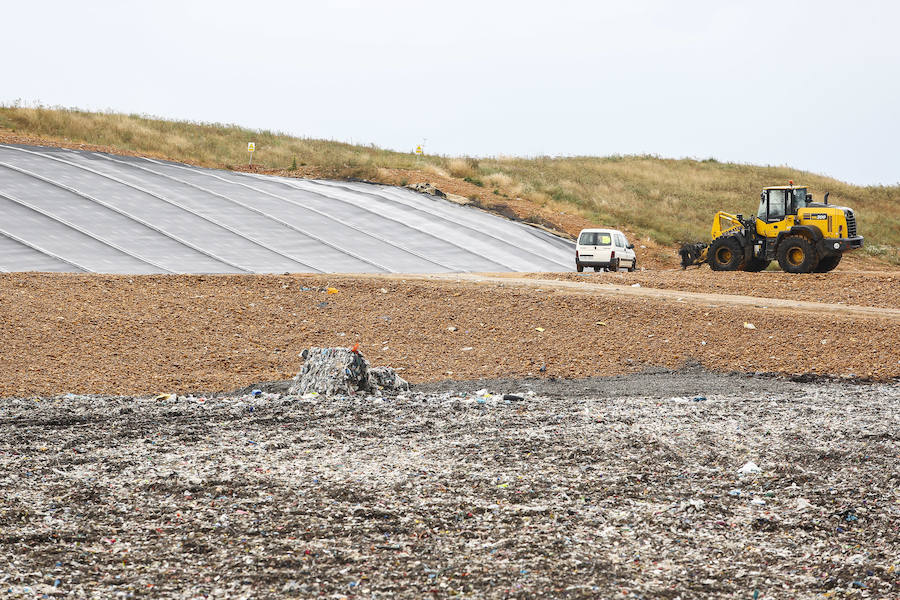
248, 142, 256, 166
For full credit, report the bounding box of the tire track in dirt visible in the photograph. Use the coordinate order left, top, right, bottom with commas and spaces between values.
403, 273, 900, 321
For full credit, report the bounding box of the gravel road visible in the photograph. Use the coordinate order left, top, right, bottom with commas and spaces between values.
2, 369, 898, 599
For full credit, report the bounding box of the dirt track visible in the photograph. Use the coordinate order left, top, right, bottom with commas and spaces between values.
1, 270, 898, 398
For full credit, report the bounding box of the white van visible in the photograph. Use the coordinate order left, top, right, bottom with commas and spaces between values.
575, 228, 637, 272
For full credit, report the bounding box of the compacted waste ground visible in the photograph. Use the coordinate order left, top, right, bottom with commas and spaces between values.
1, 369, 898, 599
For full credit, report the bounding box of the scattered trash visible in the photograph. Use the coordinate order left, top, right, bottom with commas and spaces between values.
251, 389, 262, 397
743, 322, 756, 330
368, 366, 410, 393
4, 374, 898, 597
631, 283, 641, 288
691, 396, 707, 402
326, 287, 339, 295
535, 327, 545, 332
447, 326, 458, 332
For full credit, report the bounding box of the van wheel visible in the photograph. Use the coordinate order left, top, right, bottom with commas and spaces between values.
576, 263, 584, 272
610, 258, 620, 272
627, 259, 636, 272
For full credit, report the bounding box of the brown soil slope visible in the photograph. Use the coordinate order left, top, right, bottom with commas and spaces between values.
1, 272, 897, 397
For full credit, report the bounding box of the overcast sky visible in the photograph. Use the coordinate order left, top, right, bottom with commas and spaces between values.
4, 0, 898, 185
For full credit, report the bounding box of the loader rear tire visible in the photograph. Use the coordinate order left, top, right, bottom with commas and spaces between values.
814, 254, 842, 273
709, 236, 746, 271
777, 235, 819, 273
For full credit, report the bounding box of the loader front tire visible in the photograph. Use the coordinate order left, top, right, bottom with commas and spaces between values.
777, 235, 819, 273
709, 236, 746, 271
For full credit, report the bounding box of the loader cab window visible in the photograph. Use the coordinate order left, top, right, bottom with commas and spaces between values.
764, 189, 787, 222
791, 188, 808, 212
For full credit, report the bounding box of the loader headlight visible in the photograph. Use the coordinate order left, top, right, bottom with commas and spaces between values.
833, 242, 840, 249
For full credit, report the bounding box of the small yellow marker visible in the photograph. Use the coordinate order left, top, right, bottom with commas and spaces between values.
247, 142, 256, 166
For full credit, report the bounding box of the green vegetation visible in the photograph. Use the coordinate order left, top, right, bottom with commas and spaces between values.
1, 105, 897, 263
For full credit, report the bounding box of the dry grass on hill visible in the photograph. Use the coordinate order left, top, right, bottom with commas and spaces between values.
1, 105, 897, 264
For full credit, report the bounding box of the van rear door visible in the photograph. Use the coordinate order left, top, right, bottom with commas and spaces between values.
578, 231, 612, 265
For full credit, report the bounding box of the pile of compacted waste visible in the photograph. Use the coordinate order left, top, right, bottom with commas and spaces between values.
288, 346, 409, 396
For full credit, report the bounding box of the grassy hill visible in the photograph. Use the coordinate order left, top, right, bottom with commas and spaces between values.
1, 106, 897, 265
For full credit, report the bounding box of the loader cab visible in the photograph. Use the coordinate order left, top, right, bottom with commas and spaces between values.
757, 186, 808, 223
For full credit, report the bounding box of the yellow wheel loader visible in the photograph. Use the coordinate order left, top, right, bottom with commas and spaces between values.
679, 183, 863, 273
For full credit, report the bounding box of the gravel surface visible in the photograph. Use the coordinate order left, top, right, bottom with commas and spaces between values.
2, 273, 899, 398
2, 369, 898, 599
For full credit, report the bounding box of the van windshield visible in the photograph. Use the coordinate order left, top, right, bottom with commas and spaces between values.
579, 232, 612, 245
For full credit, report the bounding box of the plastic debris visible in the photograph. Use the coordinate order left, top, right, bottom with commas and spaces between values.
737, 461, 762, 475
535, 327, 545, 332
743, 322, 756, 330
